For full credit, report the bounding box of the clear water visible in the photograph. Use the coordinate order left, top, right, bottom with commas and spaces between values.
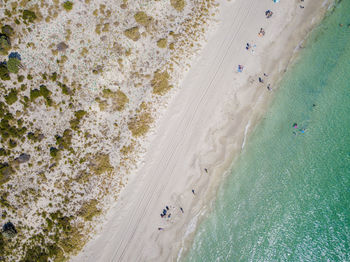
184, 1, 350, 261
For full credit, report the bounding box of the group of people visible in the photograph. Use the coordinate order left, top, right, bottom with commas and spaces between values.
237, 10, 274, 91
159, 204, 185, 230
292, 123, 307, 135
160, 205, 171, 218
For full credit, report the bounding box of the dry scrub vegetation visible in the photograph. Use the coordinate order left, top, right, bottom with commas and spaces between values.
0, 0, 218, 260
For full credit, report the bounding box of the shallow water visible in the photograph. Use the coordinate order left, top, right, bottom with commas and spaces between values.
184, 1, 350, 261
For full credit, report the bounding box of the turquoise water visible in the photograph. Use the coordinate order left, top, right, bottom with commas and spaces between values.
185, 1, 350, 261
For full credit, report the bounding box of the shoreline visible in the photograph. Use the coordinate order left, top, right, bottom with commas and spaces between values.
71, 0, 333, 261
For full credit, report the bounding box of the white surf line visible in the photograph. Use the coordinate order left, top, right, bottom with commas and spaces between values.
241, 119, 251, 150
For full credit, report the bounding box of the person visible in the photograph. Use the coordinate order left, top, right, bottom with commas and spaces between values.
258, 28, 265, 37
259, 77, 264, 83
166, 206, 169, 210
293, 123, 298, 128
180, 207, 184, 213
158, 227, 164, 231
264, 73, 268, 77
204, 168, 208, 173
267, 84, 271, 91
192, 189, 195, 195
246, 43, 250, 50
265, 10, 273, 18
238, 65, 244, 72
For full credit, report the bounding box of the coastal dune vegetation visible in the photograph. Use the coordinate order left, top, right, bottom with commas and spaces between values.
0, 0, 217, 260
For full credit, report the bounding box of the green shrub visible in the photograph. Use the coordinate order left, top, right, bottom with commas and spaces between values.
0, 34, 11, 55
22, 10, 37, 23
0, 233, 4, 256
63, 1, 74, 11
0, 102, 6, 118
69, 118, 80, 130
0, 148, 6, 156
50, 72, 57, 81
75, 110, 87, 120
1, 25, 14, 36
59, 82, 71, 95
18, 75, 25, 82
55, 129, 72, 150
30, 89, 41, 101
70, 110, 87, 130
8, 139, 17, 148
27, 132, 36, 141
0, 63, 10, 81
50, 147, 59, 158
23, 245, 49, 262
7, 57, 21, 73
0, 163, 12, 186
5, 89, 18, 105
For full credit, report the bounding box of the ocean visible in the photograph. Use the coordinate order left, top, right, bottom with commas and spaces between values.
184, 1, 350, 261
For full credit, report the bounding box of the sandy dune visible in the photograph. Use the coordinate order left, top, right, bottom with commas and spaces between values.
72, 0, 330, 261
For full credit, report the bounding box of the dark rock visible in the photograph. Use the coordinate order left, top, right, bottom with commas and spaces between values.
15, 153, 30, 163
56, 42, 68, 52
37, 134, 45, 141
8, 52, 21, 60
2, 222, 17, 238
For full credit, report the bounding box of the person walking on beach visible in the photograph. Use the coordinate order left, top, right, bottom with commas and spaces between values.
192, 189, 195, 195
180, 207, 184, 213
204, 168, 208, 173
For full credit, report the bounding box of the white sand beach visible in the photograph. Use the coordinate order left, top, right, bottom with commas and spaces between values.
72, 0, 331, 261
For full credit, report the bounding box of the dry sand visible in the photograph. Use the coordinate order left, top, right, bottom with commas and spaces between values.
72, 0, 332, 261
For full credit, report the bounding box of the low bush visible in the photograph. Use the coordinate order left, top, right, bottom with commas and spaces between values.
134, 11, 152, 26
151, 70, 172, 95
170, 0, 186, 11
157, 38, 167, 48
124, 27, 140, 41
78, 199, 101, 221
63, 1, 74, 11
22, 10, 37, 23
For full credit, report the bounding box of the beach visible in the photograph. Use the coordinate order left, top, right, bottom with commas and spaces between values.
72, 0, 331, 261
185, 0, 350, 260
